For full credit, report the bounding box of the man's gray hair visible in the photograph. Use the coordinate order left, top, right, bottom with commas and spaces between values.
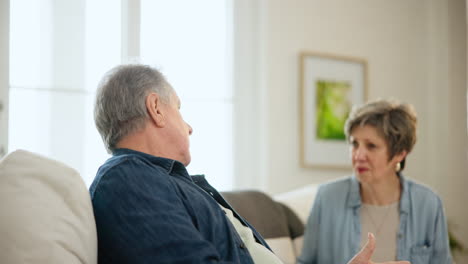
94, 64, 173, 153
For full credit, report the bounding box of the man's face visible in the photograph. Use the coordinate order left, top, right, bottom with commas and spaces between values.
161, 92, 193, 166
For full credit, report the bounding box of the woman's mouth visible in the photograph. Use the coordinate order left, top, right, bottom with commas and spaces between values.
357, 167, 368, 174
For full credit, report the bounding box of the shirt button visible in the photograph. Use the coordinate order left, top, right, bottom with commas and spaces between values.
239, 243, 246, 249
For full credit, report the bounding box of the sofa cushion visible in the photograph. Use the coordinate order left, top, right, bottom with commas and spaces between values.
221, 190, 304, 264
274, 184, 318, 224
0, 150, 97, 264
222, 190, 291, 239
264, 237, 296, 264
274, 184, 318, 258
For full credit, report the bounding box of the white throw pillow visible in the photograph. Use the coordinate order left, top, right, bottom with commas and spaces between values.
0, 150, 97, 264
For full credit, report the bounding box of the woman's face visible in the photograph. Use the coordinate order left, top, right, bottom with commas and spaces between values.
349, 125, 405, 184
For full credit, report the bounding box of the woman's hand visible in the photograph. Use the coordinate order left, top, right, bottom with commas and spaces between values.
347, 233, 410, 264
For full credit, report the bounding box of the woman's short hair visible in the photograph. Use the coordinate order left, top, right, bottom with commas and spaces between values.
344, 99, 417, 164
94, 64, 173, 153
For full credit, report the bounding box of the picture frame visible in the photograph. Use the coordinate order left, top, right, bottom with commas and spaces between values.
300, 52, 368, 169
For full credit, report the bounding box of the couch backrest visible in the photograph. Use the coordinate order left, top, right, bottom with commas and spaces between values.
273, 184, 318, 260
0, 150, 97, 264
274, 184, 318, 225
221, 190, 304, 264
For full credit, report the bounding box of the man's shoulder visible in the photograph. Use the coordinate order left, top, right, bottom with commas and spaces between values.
89, 154, 170, 197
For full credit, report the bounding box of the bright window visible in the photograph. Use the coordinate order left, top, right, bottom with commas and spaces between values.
140, 0, 233, 190
8, 0, 233, 190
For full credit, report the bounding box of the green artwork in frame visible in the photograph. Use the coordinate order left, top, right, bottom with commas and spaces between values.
300, 52, 367, 168
315, 80, 351, 141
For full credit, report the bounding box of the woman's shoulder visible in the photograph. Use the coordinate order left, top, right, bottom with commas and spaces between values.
317, 176, 354, 197
319, 176, 353, 188
405, 178, 441, 199
404, 178, 443, 209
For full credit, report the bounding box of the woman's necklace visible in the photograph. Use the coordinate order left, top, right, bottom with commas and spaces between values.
361, 181, 401, 236
362, 203, 395, 236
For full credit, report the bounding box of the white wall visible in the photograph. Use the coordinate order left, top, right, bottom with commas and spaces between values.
0, 0, 9, 158
234, 0, 467, 261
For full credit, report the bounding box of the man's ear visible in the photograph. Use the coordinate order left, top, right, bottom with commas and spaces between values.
146, 92, 165, 127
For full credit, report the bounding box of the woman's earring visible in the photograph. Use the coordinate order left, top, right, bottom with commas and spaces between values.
395, 162, 401, 172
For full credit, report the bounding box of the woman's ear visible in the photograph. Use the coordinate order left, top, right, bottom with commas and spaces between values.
394, 150, 408, 164
146, 92, 165, 127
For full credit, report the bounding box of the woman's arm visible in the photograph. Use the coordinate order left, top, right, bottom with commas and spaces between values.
428, 197, 453, 264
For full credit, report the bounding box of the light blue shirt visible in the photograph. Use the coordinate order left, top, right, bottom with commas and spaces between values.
297, 174, 452, 264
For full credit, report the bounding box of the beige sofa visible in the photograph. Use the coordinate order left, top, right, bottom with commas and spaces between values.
221, 190, 304, 263
0, 150, 97, 264
221, 186, 318, 264
0, 150, 317, 264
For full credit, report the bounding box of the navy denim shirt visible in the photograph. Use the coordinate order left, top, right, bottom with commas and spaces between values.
90, 148, 270, 264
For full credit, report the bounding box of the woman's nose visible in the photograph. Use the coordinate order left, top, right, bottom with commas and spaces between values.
354, 148, 366, 160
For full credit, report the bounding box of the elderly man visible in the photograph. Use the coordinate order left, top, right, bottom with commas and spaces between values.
90, 64, 410, 264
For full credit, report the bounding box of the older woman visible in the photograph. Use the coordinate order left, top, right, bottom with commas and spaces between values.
297, 99, 452, 264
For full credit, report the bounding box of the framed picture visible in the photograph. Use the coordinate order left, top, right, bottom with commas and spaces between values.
300, 52, 367, 169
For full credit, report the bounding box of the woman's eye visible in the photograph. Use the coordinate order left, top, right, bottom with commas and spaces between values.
367, 144, 376, 149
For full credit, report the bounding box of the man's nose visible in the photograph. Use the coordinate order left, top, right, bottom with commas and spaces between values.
187, 123, 193, 135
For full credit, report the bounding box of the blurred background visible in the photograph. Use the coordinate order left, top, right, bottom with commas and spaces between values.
0, 0, 466, 262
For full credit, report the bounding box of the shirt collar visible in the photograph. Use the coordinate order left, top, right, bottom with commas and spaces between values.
112, 148, 191, 180
347, 173, 410, 214
347, 176, 361, 208
399, 173, 410, 214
